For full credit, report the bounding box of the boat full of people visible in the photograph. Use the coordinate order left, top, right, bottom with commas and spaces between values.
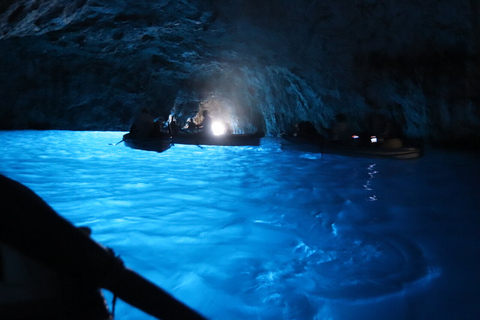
171, 110, 263, 146
281, 119, 423, 160
281, 135, 423, 160
123, 109, 263, 150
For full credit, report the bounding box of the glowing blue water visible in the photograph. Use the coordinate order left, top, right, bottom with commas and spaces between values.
1, 130, 479, 320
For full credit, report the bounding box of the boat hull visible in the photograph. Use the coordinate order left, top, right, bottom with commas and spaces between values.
0, 174, 207, 320
172, 133, 263, 146
281, 137, 423, 160
123, 133, 172, 153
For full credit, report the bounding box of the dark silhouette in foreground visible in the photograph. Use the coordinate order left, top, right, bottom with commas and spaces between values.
0, 174, 207, 320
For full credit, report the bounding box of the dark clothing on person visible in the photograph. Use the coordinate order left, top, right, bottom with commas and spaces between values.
330, 113, 350, 143
169, 120, 179, 136
294, 121, 322, 140
198, 110, 213, 135
131, 108, 154, 138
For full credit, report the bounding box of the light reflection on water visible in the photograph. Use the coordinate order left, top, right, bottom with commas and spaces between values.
1, 130, 479, 320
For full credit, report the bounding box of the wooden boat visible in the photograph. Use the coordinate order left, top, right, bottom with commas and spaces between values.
172, 132, 263, 146
0, 174, 207, 320
123, 132, 172, 153
281, 136, 423, 160
1, 235, 112, 320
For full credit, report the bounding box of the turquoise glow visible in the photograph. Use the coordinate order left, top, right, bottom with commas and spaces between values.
1, 131, 479, 320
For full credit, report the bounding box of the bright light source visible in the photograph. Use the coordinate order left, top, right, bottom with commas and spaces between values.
212, 122, 226, 136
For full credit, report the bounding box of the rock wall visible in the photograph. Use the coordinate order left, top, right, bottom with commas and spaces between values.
0, 0, 478, 146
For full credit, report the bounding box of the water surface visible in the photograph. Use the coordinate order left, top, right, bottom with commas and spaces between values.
1, 130, 479, 320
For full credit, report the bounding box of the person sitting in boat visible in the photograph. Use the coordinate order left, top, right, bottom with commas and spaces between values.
168, 115, 179, 136
330, 113, 350, 144
293, 121, 322, 140
198, 110, 214, 135
366, 112, 404, 148
130, 107, 154, 138
182, 118, 198, 133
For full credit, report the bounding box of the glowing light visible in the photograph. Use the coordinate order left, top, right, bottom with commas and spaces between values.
212, 121, 226, 135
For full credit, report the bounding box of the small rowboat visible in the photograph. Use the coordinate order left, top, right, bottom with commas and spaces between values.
281, 136, 423, 160
123, 133, 172, 153
0, 174, 207, 320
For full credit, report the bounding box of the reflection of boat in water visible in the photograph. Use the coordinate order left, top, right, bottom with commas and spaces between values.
123, 133, 172, 153
172, 132, 264, 146
281, 136, 423, 160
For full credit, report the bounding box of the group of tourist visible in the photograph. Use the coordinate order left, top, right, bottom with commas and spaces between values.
129, 108, 214, 138
293, 112, 404, 148
130, 107, 404, 148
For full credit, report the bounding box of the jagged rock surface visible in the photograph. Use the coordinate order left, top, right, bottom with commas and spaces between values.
0, 0, 478, 146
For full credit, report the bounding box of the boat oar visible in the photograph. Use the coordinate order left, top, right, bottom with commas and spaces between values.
0, 174, 207, 320
108, 267, 206, 320
110, 139, 124, 146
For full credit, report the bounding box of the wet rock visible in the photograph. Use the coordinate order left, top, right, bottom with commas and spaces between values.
0, 0, 478, 147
